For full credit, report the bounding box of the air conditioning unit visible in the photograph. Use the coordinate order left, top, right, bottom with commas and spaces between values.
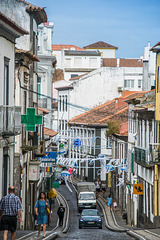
35, 140, 45, 157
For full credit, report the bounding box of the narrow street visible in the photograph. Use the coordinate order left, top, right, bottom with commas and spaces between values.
57, 184, 133, 240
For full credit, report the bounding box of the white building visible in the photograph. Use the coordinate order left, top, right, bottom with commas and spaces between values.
126, 90, 155, 227
83, 41, 118, 58
103, 58, 144, 91
142, 42, 156, 91
52, 44, 85, 69
67, 92, 137, 182
37, 22, 56, 129
0, 12, 28, 199
1, 0, 48, 229
61, 49, 101, 81
56, 67, 124, 140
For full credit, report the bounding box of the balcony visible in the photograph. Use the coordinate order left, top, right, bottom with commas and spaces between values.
0, 106, 21, 136
134, 146, 151, 167
149, 144, 160, 164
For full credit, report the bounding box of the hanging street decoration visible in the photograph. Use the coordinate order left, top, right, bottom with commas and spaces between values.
46, 167, 52, 172
21, 108, 42, 132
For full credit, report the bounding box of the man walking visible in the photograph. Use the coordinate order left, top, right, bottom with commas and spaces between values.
57, 203, 65, 226
0, 186, 22, 240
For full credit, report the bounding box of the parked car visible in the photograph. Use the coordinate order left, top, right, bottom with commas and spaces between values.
78, 209, 103, 229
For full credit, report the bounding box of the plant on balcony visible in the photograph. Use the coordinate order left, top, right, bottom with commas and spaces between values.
105, 120, 120, 137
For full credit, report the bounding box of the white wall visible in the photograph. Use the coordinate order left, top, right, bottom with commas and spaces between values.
52, 50, 62, 68
0, 37, 15, 105
69, 67, 124, 119
86, 48, 116, 58
123, 67, 143, 91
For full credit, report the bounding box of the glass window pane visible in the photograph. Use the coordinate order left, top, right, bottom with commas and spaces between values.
131, 80, 134, 88
138, 80, 142, 88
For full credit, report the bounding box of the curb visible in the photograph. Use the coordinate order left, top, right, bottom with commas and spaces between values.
97, 198, 127, 232
126, 230, 146, 240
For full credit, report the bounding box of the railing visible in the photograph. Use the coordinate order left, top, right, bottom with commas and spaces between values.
149, 144, 160, 164
134, 146, 150, 167
0, 106, 21, 136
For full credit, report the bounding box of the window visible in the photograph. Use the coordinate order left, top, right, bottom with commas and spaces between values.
74, 57, 82, 67
62, 96, 65, 111
23, 91, 27, 114
65, 95, 68, 111
65, 58, 71, 68
37, 76, 41, 99
59, 96, 61, 111
71, 74, 78, 79
106, 137, 112, 148
124, 80, 134, 88
89, 58, 97, 67
4, 57, 10, 105
138, 80, 142, 88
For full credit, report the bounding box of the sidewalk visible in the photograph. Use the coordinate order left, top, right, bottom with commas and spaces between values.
113, 205, 160, 239
0, 198, 59, 240
100, 190, 160, 239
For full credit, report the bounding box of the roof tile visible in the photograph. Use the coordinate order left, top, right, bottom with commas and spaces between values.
84, 41, 118, 49
52, 44, 84, 51
69, 91, 146, 135
44, 127, 58, 137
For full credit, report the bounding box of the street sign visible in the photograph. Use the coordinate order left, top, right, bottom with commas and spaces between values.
133, 183, 143, 195
39, 152, 57, 163
73, 139, 81, 147
21, 108, 42, 131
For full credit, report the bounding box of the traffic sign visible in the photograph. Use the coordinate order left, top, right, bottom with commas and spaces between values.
73, 139, 81, 147
133, 183, 143, 195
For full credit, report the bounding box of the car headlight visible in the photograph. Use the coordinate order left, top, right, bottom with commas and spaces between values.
98, 219, 102, 221
80, 219, 84, 222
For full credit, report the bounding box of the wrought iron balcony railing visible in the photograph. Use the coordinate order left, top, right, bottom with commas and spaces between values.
0, 106, 21, 136
134, 146, 151, 167
149, 144, 160, 164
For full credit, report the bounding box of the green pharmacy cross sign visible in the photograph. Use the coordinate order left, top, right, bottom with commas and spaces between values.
21, 108, 42, 131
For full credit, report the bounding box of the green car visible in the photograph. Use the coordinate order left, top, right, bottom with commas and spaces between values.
78, 209, 103, 229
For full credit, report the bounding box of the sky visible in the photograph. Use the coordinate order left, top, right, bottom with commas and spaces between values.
31, 0, 160, 58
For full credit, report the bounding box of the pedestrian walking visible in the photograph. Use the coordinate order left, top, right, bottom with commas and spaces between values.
113, 200, 117, 212
35, 192, 49, 237
0, 186, 22, 240
101, 181, 106, 198
107, 194, 112, 212
57, 203, 65, 226
95, 179, 101, 198
73, 168, 76, 178
68, 167, 73, 180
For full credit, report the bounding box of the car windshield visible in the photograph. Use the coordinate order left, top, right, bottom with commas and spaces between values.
82, 210, 98, 216
80, 193, 94, 200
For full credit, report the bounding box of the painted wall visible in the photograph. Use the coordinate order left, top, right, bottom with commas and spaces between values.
0, 37, 15, 105
69, 67, 124, 119
86, 48, 116, 58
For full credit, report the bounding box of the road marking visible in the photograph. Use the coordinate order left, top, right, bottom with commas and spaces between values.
16, 231, 38, 240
